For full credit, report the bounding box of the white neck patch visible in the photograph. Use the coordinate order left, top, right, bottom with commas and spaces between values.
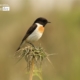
36, 23, 43, 27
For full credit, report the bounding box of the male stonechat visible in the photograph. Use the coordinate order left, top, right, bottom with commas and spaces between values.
17, 17, 50, 51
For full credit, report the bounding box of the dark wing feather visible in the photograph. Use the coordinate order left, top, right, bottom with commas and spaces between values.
16, 24, 37, 51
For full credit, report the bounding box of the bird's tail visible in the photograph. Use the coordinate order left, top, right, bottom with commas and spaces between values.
16, 41, 23, 51
16, 41, 35, 51
16, 46, 20, 51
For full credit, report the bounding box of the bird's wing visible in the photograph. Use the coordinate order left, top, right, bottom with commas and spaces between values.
16, 24, 37, 51
22, 23, 37, 42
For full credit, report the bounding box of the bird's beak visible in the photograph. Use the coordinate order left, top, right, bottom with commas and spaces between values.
48, 21, 51, 23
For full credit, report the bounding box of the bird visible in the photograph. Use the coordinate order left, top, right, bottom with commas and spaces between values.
16, 17, 50, 51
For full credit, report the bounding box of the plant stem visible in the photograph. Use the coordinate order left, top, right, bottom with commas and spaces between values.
29, 58, 34, 80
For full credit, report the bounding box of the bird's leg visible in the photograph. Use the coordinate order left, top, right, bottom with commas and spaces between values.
27, 42, 35, 48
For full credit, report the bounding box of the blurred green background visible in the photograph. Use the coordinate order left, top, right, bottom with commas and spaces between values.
0, 0, 80, 80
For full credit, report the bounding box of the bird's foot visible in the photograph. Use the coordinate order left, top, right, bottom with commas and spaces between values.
27, 42, 35, 48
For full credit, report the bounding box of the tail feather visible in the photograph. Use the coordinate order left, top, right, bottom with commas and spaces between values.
16, 41, 23, 51
16, 46, 20, 51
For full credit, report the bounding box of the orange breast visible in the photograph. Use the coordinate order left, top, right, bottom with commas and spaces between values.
38, 26, 44, 33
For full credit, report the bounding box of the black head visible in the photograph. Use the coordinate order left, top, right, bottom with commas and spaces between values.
33, 17, 50, 26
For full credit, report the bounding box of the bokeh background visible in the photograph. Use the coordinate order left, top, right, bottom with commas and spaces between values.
0, 0, 80, 80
